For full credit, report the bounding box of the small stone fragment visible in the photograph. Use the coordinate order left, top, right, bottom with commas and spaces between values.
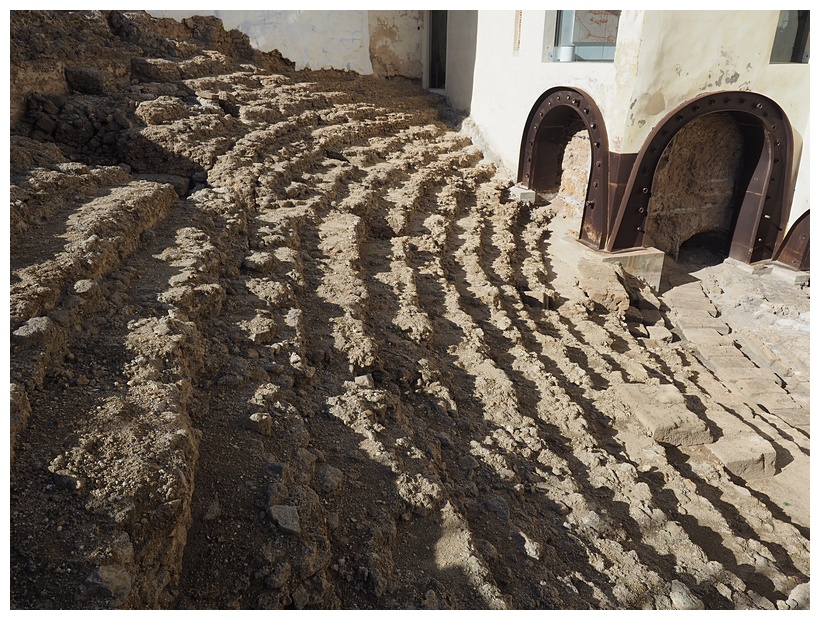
266, 562, 291, 589
86, 564, 132, 602
422, 589, 439, 609
246, 412, 273, 436
785, 582, 810, 610
268, 504, 302, 536
354, 374, 375, 388
314, 464, 344, 495
670, 580, 704, 610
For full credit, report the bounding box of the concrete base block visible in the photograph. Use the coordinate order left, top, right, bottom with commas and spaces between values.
723, 257, 773, 275
566, 239, 665, 292
509, 185, 536, 204
706, 433, 777, 479
770, 265, 810, 286
614, 383, 713, 446
599, 247, 665, 292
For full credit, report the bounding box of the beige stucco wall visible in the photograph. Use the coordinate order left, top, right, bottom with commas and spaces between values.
458, 10, 810, 230
368, 11, 423, 78
624, 12, 808, 152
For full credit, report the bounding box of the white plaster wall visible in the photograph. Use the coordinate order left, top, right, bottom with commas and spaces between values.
788, 117, 809, 230
149, 10, 373, 73
624, 11, 809, 153
444, 11, 479, 113
465, 10, 622, 173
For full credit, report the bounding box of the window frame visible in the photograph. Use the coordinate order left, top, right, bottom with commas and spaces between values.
551, 9, 621, 63
770, 10, 809, 64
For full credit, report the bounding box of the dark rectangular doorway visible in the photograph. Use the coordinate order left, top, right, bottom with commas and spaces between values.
429, 11, 447, 88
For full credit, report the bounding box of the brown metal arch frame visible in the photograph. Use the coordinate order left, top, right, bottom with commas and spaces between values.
518, 87, 610, 249
606, 91, 794, 265
773, 210, 810, 271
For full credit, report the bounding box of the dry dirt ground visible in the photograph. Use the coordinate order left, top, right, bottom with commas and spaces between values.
8, 11, 810, 610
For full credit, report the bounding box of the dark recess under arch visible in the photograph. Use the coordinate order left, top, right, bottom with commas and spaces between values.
518, 87, 610, 249
607, 91, 795, 265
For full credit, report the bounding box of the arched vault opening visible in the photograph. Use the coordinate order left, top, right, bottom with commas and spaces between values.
518, 87, 609, 249
608, 91, 794, 265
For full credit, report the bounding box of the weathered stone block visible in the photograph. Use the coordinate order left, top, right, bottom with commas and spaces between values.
354, 373, 375, 388
693, 344, 756, 374
577, 259, 630, 315
520, 287, 552, 309
706, 433, 776, 479
628, 322, 649, 338
65, 66, 113, 95
679, 326, 729, 344
131, 57, 181, 83
624, 306, 644, 324
640, 306, 663, 325
645, 324, 673, 343
508, 185, 535, 204
246, 412, 273, 436
713, 365, 781, 387
12, 315, 62, 351
752, 391, 799, 412
614, 383, 713, 446
675, 316, 730, 335
765, 408, 810, 430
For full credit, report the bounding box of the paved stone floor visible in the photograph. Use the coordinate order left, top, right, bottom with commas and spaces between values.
545, 207, 810, 530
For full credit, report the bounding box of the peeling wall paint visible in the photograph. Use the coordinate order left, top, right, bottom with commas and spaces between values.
368, 11, 423, 78
624, 11, 807, 152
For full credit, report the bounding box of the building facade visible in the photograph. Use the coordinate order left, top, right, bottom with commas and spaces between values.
434, 10, 810, 271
